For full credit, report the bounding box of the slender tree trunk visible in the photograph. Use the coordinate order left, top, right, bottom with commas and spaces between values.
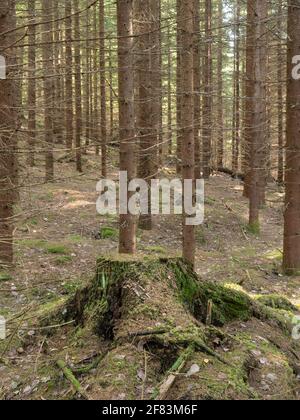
277, 0, 284, 185
93, 5, 99, 156
181, 0, 195, 265
27, 0, 36, 167
100, 0, 107, 177
84, 4, 91, 152
283, 0, 300, 274
42, 0, 54, 181
136, 0, 154, 230
167, 19, 172, 156
65, 0, 73, 151
202, 0, 212, 179
108, 37, 114, 141
74, 0, 82, 172
117, 0, 136, 254
248, 0, 267, 231
243, 1, 255, 197
53, 0, 64, 144
0, 0, 18, 266
232, 0, 241, 174
176, 0, 182, 174
194, 0, 201, 180
217, 0, 224, 169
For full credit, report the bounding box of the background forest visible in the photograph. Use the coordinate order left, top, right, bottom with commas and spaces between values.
0, 0, 300, 401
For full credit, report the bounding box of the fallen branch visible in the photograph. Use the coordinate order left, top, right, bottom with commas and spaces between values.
152, 344, 194, 400
56, 359, 89, 400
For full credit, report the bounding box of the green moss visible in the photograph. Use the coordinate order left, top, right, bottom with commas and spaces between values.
255, 294, 297, 312
54, 256, 73, 265
45, 244, 69, 255
195, 227, 206, 245
17, 239, 70, 255
67, 235, 84, 244
264, 249, 283, 261
0, 272, 12, 282
100, 227, 118, 240
247, 221, 260, 235
144, 245, 167, 254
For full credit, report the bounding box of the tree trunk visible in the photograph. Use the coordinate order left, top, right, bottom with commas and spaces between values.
176, 0, 182, 175
74, 0, 82, 173
84, 4, 91, 152
27, 0, 36, 167
42, 0, 54, 182
180, 0, 195, 265
194, 0, 201, 180
135, 0, 154, 231
248, 0, 267, 231
217, 0, 224, 169
0, 0, 18, 265
232, 0, 241, 174
243, 1, 255, 197
283, 0, 300, 274
100, 0, 107, 177
202, 0, 212, 179
277, 0, 284, 185
117, 0, 137, 254
65, 0, 73, 151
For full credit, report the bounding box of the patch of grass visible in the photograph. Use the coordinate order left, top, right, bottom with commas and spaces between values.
62, 280, 81, 295
246, 221, 260, 235
144, 245, 167, 254
67, 234, 84, 244
0, 272, 12, 283
45, 244, 70, 255
264, 249, 283, 262
100, 227, 118, 240
205, 197, 216, 206
28, 217, 38, 226
54, 255, 73, 265
196, 227, 206, 245
17, 239, 47, 249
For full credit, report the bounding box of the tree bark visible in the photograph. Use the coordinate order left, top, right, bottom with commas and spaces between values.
74, 0, 82, 173
283, 0, 300, 274
27, 0, 36, 167
100, 0, 107, 177
117, 0, 137, 254
202, 0, 212, 180
42, 0, 54, 182
180, 0, 195, 265
248, 0, 267, 231
0, 0, 18, 265
194, 0, 201, 180
65, 0, 73, 151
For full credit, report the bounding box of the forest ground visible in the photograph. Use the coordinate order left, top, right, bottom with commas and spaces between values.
1, 150, 300, 400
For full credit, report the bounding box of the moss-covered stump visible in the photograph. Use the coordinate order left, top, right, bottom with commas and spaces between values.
36, 256, 300, 400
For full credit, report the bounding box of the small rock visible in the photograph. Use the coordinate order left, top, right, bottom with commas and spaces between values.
17, 347, 24, 355
186, 364, 200, 377
23, 386, 32, 395
266, 373, 278, 383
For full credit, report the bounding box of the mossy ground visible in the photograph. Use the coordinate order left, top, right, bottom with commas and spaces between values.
2, 256, 298, 400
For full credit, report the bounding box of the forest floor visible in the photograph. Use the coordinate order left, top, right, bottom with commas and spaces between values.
1, 151, 300, 400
